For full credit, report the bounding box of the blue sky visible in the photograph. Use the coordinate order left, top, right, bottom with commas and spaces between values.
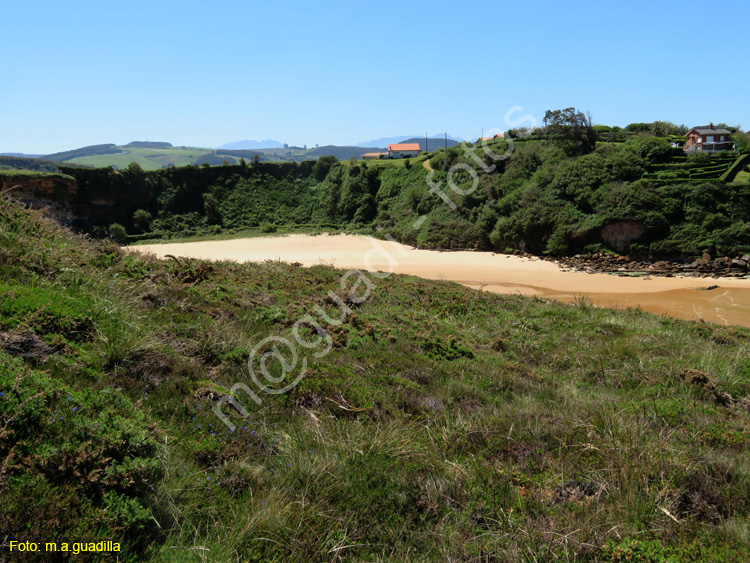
3, 0, 748, 154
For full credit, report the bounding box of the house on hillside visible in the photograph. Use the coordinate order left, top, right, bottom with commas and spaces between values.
387, 143, 420, 158
684, 123, 735, 153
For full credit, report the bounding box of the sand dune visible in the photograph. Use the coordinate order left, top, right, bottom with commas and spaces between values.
134, 233, 750, 326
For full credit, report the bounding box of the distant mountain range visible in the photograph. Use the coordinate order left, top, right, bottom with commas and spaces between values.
216, 140, 284, 150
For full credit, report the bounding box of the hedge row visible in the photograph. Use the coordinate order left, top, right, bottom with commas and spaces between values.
690, 170, 726, 179
648, 161, 730, 171
719, 153, 750, 182
692, 163, 732, 174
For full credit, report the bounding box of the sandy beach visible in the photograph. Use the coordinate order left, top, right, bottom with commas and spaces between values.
134, 233, 750, 326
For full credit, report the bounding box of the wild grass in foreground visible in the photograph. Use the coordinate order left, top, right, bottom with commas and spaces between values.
0, 195, 749, 561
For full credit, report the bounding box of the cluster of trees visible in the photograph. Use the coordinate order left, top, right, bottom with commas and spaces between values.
506, 115, 747, 147
542, 107, 598, 155
126, 141, 173, 148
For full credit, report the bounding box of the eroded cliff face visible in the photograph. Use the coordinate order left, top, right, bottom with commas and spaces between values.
0, 174, 78, 196
600, 221, 645, 253
1, 174, 79, 226
1, 168, 158, 231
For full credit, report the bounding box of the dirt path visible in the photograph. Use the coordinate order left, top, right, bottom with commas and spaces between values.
133, 234, 750, 326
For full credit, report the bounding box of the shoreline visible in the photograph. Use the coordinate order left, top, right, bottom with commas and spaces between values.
132, 233, 750, 326
131, 230, 750, 280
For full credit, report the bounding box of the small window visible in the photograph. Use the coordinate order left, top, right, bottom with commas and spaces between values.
706, 135, 714, 143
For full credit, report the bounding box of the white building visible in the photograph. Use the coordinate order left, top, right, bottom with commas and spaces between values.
387, 143, 420, 158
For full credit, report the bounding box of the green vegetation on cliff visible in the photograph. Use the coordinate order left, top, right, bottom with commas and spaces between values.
2, 186, 750, 561
54, 132, 750, 259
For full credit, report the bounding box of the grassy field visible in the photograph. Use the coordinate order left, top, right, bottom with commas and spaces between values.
66, 146, 406, 170
0, 169, 74, 178
2, 194, 750, 562
68, 147, 214, 170
735, 169, 750, 183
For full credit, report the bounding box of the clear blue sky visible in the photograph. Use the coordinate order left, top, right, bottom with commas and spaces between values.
3, 0, 748, 154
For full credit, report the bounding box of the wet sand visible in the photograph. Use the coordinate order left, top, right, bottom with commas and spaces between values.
134, 234, 750, 326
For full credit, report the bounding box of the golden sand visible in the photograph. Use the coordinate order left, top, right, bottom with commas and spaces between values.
134, 234, 750, 326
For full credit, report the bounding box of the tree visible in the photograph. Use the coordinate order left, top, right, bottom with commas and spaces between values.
132, 209, 152, 233
732, 128, 750, 153
625, 122, 651, 133
127, 161, 144, 174
633, 137, 679, 163
313, 155, 338, 181
203, 193, 222, 226
543, 107, 597, 155
651, 121, 670, 137
109, 223, 128, 244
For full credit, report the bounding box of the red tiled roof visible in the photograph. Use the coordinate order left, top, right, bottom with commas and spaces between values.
388, 143, 420, 152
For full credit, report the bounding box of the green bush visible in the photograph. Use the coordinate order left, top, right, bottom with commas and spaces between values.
109, 223, 128, 243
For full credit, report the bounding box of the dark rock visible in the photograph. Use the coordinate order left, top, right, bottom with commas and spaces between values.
0, 331, 55, 364
715, 258, 729, 269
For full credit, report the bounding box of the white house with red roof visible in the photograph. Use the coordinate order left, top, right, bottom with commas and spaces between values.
387, 143, 420, 158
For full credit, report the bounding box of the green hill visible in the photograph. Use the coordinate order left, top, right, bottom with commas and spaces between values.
1, 178, 750, 562
66, 145, 217, 170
